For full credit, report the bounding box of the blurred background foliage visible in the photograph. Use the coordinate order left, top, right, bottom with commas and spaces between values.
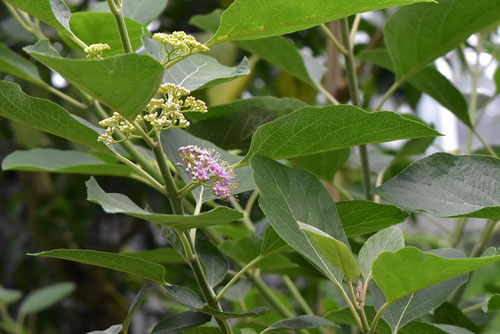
1, 0, 499, 333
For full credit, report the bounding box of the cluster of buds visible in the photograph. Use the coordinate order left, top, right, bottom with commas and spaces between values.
138, 83, 207, 132
97, 112, 135, 145
152, 31, 209, 65
84, 43, 111, 59
178, 145, 237, 201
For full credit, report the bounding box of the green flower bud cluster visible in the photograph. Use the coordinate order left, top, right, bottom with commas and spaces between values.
97, 112, 136, 145
84, 43, 111, 59
153, 31, 209, 65
137, 83, 207, 132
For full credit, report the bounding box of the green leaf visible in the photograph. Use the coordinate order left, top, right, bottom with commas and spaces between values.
384, 0, 500, 82
251, 155, 348, 284
264, 315, 337, 332
261, 226, 288, 256
0, 42, 45, 86
2, 149, 134, 177
161, 129, 255, 202
19, 282, 75, 315
196, 232, 229, 288
69, 12, 146, 56
373, 153, 500, 219
88, 0, 168, 24
200, 306, 268, 319
432, 302, 480, 333
184, 328, 221, 334
0, 285, 22, 306
482, 294, 500, 312
372, 249, 468, 333
30, 249, 166, 284
494, 66, 500, 95
122, 285, 150, 334
24, 39, 164, 120
0, 80, 107, 152
207, 0, 434, 44
163, 285, 204, 309
300, 223, 360, 279
122, 248, 184, 264
86, 324, 123, 334
337, 201, 409, 238
4, 0, 74, 37
372, 247, 500, 303
358, 49, 471, 127
242, 105, 441, 164
290, 149, 350, 182
152, 311, 211, 334
358, 227, 404, 281
163, 54, 250, 92
86, 177, 243, 230
187, 96, 305, 150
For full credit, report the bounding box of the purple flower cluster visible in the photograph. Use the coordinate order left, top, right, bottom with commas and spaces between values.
178, 145, 237, 200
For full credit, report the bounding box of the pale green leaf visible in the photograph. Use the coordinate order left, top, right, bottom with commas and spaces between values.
384, 0, 500, 82
208, 0, 435, 44
300, 223, 360, 278
0, 286, 22, 306
88, 0, 168, 24
2, 149, 134, 177
24, 39, 164, 120
374, 153, 500, 219
372, 247, 500, 303
163, 54, 250, 92
264, 315, 337, 332
187, 96, 306, 150
0, 42, 45, 86
358, 227, 405, 281
161, 129, 254, 203
242, 105, 441, 164
19, 282, 75, 315
337, 201, 409, 238
87, 324, 123, 334
69, 12, 146, 56
358, 49, 471, 127
251, 155, 348, 284
86, 177, 243, 230
30, 249, 166, 283
0, 80, 107, 152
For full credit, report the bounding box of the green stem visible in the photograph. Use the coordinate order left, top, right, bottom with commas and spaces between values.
374, 82, 401, 111
230, 197, 255, 232
320, 24, 347, 55
316, 83, 340, 105
179, 182, 201, 199
45, 85, 87, 109
216, 256, 263, 302
349, 14, 361, 46
340, 18, 372, 201
332, 182, 354, 200
107, 0, 133, 53
282, 275, 315, 316
244, 190, 259, 217
451, 218, 468, 248
473, 129, 497, 157
462, 300, 485, 313
178, 232, 233, 334
368, 301, 391, 334
450, 220, 498, 305
249, 272, 295, 318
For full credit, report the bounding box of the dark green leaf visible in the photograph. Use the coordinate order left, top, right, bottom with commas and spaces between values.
162, 129, 254, 202
358, 227, 405, 281
24, 39, 164, 120
0, 80, 107, 152
337, 201, 409, 238
372, 247, 500, 303
374, 153, 500, 219
242, 105, 440, 164
494, 67, 500, 95
0, 42, 45, 86
261, 226, 288, 256
358, 49, 470, 127
152, 311, 211, 334
69, 12, 146, 56
300, 223, 360, 279
88, 0, 168, 24
2, 149, 134, 177
30, 249, 167, 283
264, 315, 337, 331
384, 0, 500, 82
0, 285, 22, 306
19, 282, 75, 314
200, 306, 267, 319
163, 54, 250, 92
86, 177, 243, 230
123, 285, 150, 334
187, 97, 306, 150
208, 0, 434, 44
290, 149, 350, 182
432, 302, 480, 333
482, 294, 500, 312
196, 232, 229, 288
163, 285, 204, 309
123, 248, 184, 264
251, 155, 348, 284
